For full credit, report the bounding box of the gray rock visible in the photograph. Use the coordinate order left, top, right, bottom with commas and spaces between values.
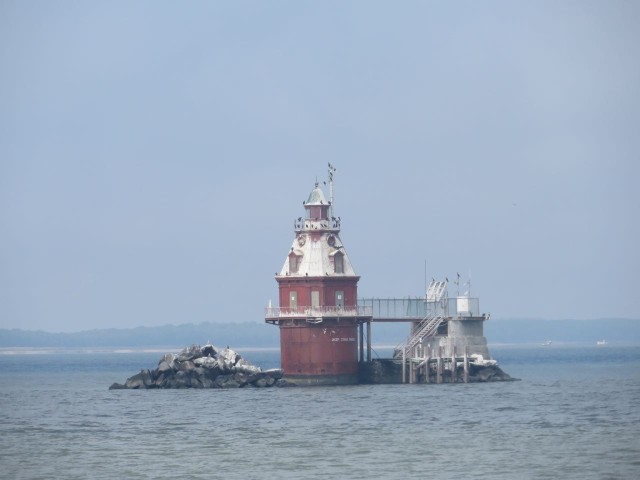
170, 371, 192, 388
246, 370, 281, 385
124, 369, 154, 389
177, 344, 203, 362
254, 376, 276, 387
202, 366, 222, 380
263, 369, 284, 380
217, 359, 233, 373
469, 365, 516, 382
158, 373, 176, 388
475, 368, 493, 382
177, 360, 196, 371
218, 347, 241, 366
235, 363, 262, 376
233, 372, 250, 386
157, 360, 173, 373
194, 356, 217, 368
154, 372, 166, 386
201, 377, 216, 388
214, 374, 240, 388
110, 343, 281, 389
202, 344, 218, 358
275, 378, 296, 387
158, 353, 177, 367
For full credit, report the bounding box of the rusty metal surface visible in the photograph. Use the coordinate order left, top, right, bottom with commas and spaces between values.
279, 320, 358, 377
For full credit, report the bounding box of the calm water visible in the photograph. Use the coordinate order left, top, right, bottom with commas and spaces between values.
1, 345, 639, 479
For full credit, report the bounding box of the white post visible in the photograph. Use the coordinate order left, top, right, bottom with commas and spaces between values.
409, 347, 413, 384
451, 346, 456, 383
402, 347, 406, 384
464, 346, 469, 384
423, 345, 429, 384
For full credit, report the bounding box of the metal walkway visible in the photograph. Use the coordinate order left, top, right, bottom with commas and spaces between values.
360, 281, 450, 363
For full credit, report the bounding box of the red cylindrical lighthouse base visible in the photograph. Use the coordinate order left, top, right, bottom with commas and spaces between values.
279, 318, 359, 385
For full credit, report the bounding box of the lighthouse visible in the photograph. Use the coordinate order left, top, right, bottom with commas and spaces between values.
265, 167, 371, 385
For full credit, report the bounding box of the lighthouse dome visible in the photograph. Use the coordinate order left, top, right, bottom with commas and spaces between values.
306, 185, 328, 206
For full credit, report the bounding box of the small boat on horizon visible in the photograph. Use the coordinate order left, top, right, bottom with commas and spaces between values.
541, 340, 552, 346
596, 340, 607, 346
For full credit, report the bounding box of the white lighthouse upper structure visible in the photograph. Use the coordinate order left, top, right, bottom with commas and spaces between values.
280, 183, 357, 280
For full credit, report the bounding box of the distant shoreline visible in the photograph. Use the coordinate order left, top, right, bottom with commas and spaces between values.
1, 318, 639, 350
3, 342, 640, 356
0, 346, 281, 355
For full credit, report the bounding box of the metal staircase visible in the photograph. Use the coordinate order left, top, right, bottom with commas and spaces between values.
395, 279, 448, 360
397, 313, 444, 360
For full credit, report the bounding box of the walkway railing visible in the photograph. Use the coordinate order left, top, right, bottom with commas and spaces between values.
358, 298, 446, 319
265, 298, 482, 321
264, 305, 372, 320
358, 297, 481, 319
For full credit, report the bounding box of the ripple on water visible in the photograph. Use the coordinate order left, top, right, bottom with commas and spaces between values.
1, 347, 640, 479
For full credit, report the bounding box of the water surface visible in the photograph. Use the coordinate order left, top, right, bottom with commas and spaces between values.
1, 345, 638, 479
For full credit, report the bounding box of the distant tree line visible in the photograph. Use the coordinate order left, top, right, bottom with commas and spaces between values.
0, 318, 638, 348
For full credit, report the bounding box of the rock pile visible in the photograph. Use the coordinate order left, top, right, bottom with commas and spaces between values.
468, 364, 514, 382
109, 343, 288, 389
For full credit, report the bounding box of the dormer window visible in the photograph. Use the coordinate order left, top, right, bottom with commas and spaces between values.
334, 251, 344, 274
289, 253, 301, 274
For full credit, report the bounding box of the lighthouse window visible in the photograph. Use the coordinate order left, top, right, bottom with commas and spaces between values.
335, 291, 344, 308
289, 254, 300, 273
334, 252, 344, 273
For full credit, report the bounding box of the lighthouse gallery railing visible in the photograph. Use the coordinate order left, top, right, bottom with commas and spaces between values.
264, 305, 372, 320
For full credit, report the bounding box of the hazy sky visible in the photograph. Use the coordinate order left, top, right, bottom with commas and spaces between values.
1, 1, 639, 332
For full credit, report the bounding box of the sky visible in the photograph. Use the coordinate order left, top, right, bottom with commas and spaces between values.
1, 1, 639, 332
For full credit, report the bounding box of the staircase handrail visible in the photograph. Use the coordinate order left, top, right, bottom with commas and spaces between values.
395, 312, 444, 359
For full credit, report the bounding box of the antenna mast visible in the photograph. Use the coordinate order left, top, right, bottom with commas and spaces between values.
328, 163, 336, 219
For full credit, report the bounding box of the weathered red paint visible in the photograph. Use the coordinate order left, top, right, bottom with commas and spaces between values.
276, 277, 359, 308
279, 319, 358, 380
276, 276, 361, 384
